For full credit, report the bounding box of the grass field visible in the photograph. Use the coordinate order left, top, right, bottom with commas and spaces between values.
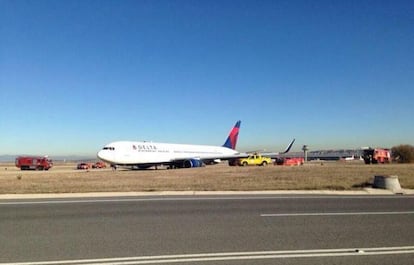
0, 161, 413, 194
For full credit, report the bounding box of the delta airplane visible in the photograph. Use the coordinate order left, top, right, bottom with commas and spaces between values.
97, 121, 295, 169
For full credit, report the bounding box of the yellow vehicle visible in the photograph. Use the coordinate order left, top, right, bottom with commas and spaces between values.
237, 154, 272, 166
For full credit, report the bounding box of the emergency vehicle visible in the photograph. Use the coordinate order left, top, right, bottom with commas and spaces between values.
15, 156, 53, 170
362, 148, 391, 164
275, 157, 304, 166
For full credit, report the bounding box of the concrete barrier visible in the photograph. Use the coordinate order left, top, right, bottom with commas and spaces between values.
373, 175, 403, 194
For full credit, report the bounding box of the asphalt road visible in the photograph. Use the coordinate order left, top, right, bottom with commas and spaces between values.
1, 195, 414, 264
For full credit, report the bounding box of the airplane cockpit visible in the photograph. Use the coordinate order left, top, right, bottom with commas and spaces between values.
102, 147, 115, 151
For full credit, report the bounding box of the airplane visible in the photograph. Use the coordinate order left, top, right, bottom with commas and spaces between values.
97, 121, 295, 169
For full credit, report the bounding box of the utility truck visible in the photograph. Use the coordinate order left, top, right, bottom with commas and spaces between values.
236, 154, 272, 166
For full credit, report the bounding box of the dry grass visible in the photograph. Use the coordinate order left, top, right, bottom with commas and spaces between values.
0, 161, 413, 194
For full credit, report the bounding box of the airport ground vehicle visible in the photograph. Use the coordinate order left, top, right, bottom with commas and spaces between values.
77, 163, 91, 170
362, 148, 391, 164
15, 156, 53, 170
236, 154, 272, 166
92, 161, 107, 168
77, 162, 106, 169
275, 157, 304, 166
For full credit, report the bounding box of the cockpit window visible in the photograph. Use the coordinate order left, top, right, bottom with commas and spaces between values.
103, 147, 115, 151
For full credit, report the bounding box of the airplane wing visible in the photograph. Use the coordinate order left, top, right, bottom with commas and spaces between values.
257, 139, 296, 158
168, 152, 249, 167
202, 139, 296, 165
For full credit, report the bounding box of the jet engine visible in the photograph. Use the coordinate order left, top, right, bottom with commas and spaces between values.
182, 159, 204, 168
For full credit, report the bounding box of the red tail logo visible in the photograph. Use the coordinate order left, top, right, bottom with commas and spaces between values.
223, 120, 241, 149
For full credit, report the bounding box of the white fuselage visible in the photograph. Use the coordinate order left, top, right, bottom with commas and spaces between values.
97, 141, 239, 165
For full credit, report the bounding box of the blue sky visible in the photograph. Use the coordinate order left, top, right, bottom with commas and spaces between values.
1, 0, 413, 156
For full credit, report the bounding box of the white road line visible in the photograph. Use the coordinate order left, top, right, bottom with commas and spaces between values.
0, 195, 412, 205
2, 246, 414, 265
261, 211, 414, 217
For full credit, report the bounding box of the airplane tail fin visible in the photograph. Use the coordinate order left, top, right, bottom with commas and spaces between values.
222, 120, 241, 150
280, 139, 295, 154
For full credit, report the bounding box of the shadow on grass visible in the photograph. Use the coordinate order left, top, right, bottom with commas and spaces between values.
352, 181, 372, 189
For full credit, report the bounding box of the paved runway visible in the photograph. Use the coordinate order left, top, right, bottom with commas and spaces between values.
1, 194, 414, 264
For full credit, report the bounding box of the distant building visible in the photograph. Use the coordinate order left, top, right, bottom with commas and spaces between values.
278, 149, 364, 161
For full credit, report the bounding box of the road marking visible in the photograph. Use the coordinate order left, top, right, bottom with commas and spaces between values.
261, 211, 414, 217
0, 195, 413, 205
2, 246, 414, 264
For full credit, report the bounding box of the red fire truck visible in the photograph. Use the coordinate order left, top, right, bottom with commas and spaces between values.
15, 156, 53, 170
362, 148, 391, 164
275, 157, 304, 166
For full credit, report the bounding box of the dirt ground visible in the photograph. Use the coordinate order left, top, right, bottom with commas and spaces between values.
0, 161, 413, 194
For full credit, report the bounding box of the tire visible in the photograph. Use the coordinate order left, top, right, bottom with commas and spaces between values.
261, 161, 267, 166
242, 161, 248, 166
183, 160, 192, 168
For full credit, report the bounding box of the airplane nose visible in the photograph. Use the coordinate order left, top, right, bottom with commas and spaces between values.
97, 150, 111, 163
